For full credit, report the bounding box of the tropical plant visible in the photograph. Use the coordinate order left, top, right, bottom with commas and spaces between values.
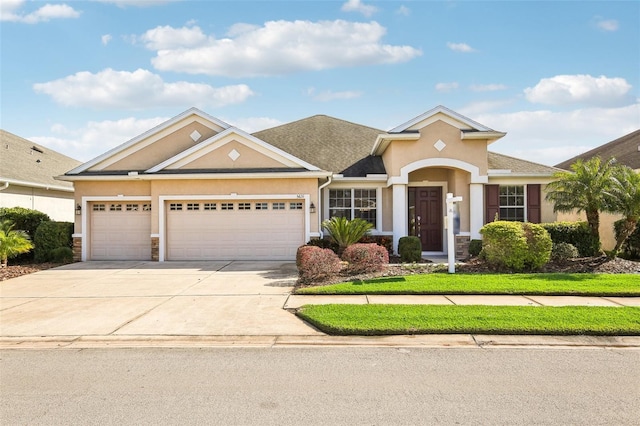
605, 166, 640, 257
0, 220, 34, 267
545, 157, 618, 253
322, 217, 373, 255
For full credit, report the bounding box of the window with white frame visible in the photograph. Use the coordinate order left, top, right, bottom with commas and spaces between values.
93, 204, 105, 211
499, 185, 525, 221
272, 202, 285, 210
255, 202, 268, 210
110, 203, 122, 212
203, 203, 216, 211
238, 202, 251, 210
290, 202, 303, 210
187, 203, 200, 211
329, 188, 377, 226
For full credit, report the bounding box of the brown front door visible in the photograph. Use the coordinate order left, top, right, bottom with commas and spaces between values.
410, 187, 443, 251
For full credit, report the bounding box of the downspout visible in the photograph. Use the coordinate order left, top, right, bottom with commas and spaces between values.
0, 181, 9, 191
317, 177, 332, 238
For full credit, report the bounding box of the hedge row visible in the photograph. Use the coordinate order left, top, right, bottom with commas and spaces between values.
297, 243, 388, 283
0, 207, 73, 263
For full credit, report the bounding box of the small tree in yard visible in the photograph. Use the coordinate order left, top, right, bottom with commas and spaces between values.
0, 221, 34, 267
322, 217, 373, 255
545, 157, 618, 253
606, 166, 640, 257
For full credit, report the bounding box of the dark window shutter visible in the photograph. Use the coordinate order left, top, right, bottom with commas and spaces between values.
485, 185, 499, 223
527, 184, 541, 223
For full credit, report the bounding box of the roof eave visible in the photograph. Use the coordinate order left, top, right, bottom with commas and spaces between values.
371, 133, 421, 155
57, 171, 332, 182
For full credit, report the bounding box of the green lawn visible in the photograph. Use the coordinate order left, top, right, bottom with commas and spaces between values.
296, 304, 640, 336
295, 273, 640, 296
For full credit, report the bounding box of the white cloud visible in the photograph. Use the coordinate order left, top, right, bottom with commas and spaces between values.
595, 17, 619, 32
447, 42, 476, 53
1, 0, 80, 23
435, 82, 459, 92
136, 25, 209, 50
396, 5, 411, 16
101, 34, 112, 45
33, 68, 254, 109
524, 74, 632, 106
307, 87, 363, 101
341, 0, 378, 17
470, 83, 507, 92
30, 116, 169, 162
474, 102, 640, 166
145, 20, 422, 77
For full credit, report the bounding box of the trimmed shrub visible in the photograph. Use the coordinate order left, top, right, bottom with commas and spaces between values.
341, 243, 389, 274
522, 222, 552, 270
480, 221, 551, 272
614, 219, 640, 260
296, 245, 342, 283
551, 242, 579, 262
50, 247, 73, 263
358, 235, 393, 257
541, 221, 600, 257
0, 207, 50, 262
305, 238, 339, 254
34, 221, 74, 263
468, 239, 483, 257
398, 236, 422, 263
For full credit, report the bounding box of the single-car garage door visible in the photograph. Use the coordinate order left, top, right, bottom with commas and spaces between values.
166, 200, 304, 260
90, 202, 152, 260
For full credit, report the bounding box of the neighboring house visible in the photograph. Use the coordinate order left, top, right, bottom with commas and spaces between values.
555, 129, 640, 250
1, 130, 82, 222
58, 106, 560, 262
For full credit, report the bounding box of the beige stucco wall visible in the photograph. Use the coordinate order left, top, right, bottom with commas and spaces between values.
73, 178, 319, 234
0, 185, 75, 222
557, 211, 620, 250
101, 122, 220, 171
179, 140, 286, 170
382, 120, 489, 177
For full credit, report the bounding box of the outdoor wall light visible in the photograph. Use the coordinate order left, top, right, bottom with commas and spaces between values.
75, 203, 82, 215
309, 202, 316, 214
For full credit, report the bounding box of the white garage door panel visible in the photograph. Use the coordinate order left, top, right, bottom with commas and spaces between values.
166, 201, 304, 261
90, 204, 151, 261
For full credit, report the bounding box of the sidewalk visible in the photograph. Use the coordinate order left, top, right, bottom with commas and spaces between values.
285, 294, 640, 309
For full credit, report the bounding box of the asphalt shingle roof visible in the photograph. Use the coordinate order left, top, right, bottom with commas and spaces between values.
253, 115, 384, 175
0, 130, 81, 189
488, 152, 560, 175
555, 129, 640, 170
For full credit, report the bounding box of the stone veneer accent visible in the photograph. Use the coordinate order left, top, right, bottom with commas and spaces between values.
151, 237, 159, 261
455, 235, 470, 261
72, 237, 82, 262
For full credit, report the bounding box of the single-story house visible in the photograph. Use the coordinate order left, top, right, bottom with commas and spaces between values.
59, 106, 560, 262
555, 129, 640, 250
1, 130, 82, 222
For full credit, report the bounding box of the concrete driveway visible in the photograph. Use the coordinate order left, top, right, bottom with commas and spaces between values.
0, 261, 322, 338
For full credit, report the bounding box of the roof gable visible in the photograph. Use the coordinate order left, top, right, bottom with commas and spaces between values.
0, 130, 81, 190
555, 129, 640, 170
67, 108, 231, 174
146, 127, 320, 173
389, 105, 494, 133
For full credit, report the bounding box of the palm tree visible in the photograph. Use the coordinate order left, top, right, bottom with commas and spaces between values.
0, 220, 34, 267
545, 157, 618, 252
606, 166, 640, 256
322, 217, 373, 255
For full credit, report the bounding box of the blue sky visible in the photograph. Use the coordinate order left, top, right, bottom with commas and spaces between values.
2, 0, 639, 165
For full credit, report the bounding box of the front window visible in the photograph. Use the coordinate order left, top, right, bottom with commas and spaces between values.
329, 188, 377, 226
499, 185, 525, 221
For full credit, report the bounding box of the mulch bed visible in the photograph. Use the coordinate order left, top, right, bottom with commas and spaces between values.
297, 256, 640, 288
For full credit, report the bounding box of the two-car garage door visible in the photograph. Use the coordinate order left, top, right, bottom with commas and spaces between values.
88, 199, 305, 261
166, 199, 304, 261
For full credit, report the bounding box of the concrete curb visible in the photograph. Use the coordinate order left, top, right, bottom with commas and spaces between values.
2, 334, 639, 350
